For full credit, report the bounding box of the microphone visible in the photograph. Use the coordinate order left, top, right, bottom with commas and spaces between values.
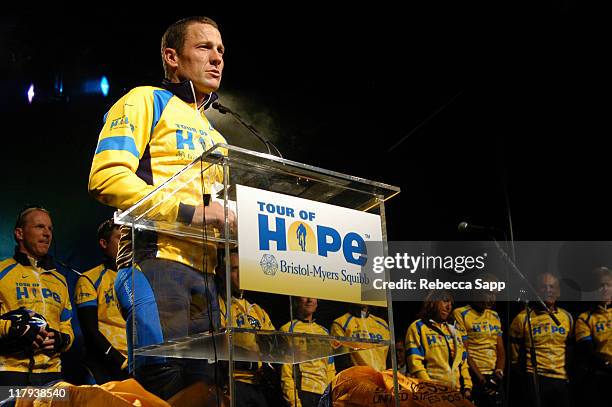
212, 101, 283, 158
457, 221, 498, 233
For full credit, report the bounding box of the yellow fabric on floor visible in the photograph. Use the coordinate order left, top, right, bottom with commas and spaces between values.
15, 379, 170, 407
331, 366, 475, 407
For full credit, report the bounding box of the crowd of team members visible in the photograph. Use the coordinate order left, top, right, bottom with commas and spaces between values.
1, 208, 610, 407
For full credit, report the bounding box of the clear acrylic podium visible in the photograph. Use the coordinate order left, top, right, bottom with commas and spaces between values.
114, 144, 401, 406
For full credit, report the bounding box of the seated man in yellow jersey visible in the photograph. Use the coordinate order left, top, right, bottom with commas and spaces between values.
0, 206, 74, 386
510, 272, 573, 407
217, 249, 276, 407
405, 290, 472, 399
280, 297, 335, 407
88, 16, 235, 401
452, 276, 505, 407
331, 304, 390, 372
575, 266, 611, 405
74, 219, 127, 383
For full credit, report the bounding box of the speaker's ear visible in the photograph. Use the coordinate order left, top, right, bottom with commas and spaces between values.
163, 47, 179, 69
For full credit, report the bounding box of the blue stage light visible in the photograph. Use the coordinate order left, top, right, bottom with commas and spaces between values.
100, 76, 109, 96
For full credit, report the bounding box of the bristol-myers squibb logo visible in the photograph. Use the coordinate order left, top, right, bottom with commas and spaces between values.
256, 201, 367, 265
260, 254, 278, 276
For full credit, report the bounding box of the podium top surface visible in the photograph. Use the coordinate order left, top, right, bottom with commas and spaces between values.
114, 144, 400, 231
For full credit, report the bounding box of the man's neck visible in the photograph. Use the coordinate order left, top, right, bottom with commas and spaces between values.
297, 313, 313, 322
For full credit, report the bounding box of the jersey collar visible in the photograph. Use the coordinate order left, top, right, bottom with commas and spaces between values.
161, 79, 218, 110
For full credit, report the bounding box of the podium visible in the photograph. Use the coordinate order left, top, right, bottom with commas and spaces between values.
114, 143, 401, 405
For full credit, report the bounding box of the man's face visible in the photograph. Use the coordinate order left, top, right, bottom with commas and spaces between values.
297, 297, 318, 317
436, 299, 452, 322
599, 275, 612, 303
100, 227, 120, 261
15, 210, 53, 260
230, 253, 240, 293
173, 22, 224, 95
538, 273, 560, 307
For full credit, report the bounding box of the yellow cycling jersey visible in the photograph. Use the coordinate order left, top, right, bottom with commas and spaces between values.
280, 319, 336, 406
405, 319, 472, 390
510, 307, 573, 379
0, 256, 74, 373
575, 305, 611, 359
74, 264, 127, 356
89, 85, 227, 273
331, 312, 390, 372
219, 295, 275, 384
452, 305, 502, 375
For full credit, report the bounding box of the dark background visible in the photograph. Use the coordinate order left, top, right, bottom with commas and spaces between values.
0, 1, 607, 382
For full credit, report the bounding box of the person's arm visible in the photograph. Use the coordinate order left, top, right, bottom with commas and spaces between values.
494, 335, 506, 377
280, 363, 301, 407
44, 286, 74, 353
509, 313, 524, 374
77, 307, 126, 372
405, 323, 430, 381
330, 321, 352, 373
460, 348, 473, 391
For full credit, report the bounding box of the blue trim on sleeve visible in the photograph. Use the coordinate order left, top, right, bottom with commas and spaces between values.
577, 335, 593, 342
461, 308, 470, 317
95, 136, 139, 158
0, 263, 17, 281
151, 90, 174, 135
407, 347, 424, 357
60, 308, 72, 322
103, 111, 109, 124
328, 356, 334, 364
76, 300, 98, 309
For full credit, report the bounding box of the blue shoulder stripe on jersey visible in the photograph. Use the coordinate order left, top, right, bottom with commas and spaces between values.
46, 271, 67, 288
151, 89, 174, 135
407, 347, 424, 357
103, 111, 109, 124
0, 262, 18, 281
577, 335, 593, 342
461, 308, 471, 317
94, 268, 108, 290
342, 315, 354, 330
95, 136, 139, 158
76, 300, 98, 309
60, 308, 72, 322
416, 320, 424, 337
322, 326, 330, 334
289, 320, 298, 333
374, 318, 390, 331
328, 356, 334, 364
492, 311, 501, 321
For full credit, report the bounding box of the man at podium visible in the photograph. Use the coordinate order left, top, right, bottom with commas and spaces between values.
88, 16, 235, 400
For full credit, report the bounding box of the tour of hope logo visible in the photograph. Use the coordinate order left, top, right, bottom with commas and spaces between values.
256, 200, 368, 284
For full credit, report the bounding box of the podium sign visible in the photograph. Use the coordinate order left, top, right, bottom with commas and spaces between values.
236, 184, 386, 306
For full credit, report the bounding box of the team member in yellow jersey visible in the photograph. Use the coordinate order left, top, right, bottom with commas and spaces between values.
452, 283, 505, 407
280, 297, 335, 407
0, 207, 73, 386
575, 267, 611, 404
217, 250, 276, 407
510, 272, 573, 407
88, 16, 235, 400
405, 290, 472, 399
331, 305, 390, 372
74, 220, 127, 383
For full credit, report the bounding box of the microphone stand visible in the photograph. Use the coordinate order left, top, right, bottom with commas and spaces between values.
490, 238, 561, 407
212, 102, 283, 158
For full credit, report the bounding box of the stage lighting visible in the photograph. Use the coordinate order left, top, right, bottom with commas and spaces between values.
27, 84, 35, 104
100, 76, 109, 96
